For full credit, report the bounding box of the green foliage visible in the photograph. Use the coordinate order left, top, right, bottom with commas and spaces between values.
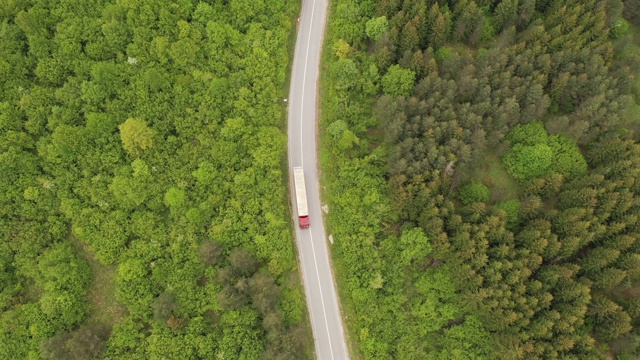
399, 227, 432, 266
434, 47, 453, 62
218, 309, 264, 359
338, 129, 360, 150
103, 317, 147, 358
480, 15, 496, 41
495, 200, 521, 228
109, 172, 149, 209
332, 39, 351, 59
192, 162, 216, 185
0, 1, 309, 356
548, 135, 588, 179
412, 266, 461, 331
503, 143, 554, 180
326, 120, 348, 142
591, 296, 633, 341
37, 242, 91, 330
458, 182, 491, 205
118, 118, 155, 157
504, 123, 587, 181
279, 285, 305, 326
325, 120, 360, 150
164, 187, 186, 208
324, 0, 639, 358
436, 316, 491, 359
381, 65, 415, 96
73, 210, 129, 265
365, 16, 389, 41
506, 121, 549, 146
610, 18, 630, 38
331, 58, 360, 90
23, 186, 39, 201
493, 0, 519, 32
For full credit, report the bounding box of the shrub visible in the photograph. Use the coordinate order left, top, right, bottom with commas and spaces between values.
37, 243, 91, 330
326, 120, 348, 142
400, 227, 432, 266
459, 183, 491, 205
506, 121, 548, 146
381, 65, 415, 96
504, 123, 586, 181
365, 16, 389, 41
331, 59, 359, 91
503, 143, 553, 180
610, 18, 629, 39
435, 47, 453, 62
548, 135, 588, 179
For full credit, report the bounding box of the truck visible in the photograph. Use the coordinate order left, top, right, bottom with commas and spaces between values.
293, 167, 310, 228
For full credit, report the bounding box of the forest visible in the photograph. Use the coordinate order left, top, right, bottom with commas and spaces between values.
320, 0, 640, 359
0, 0, 313, 359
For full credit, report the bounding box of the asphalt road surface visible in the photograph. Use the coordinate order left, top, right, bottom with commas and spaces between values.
287, 0, 350, 359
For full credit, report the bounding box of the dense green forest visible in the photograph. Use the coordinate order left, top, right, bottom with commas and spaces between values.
0, 0, 313, 359
321, 0, 640, 359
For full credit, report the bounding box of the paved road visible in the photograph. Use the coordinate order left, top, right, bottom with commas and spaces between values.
287, 0, 350, 359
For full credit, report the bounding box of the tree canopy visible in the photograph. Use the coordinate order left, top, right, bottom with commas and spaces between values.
0, 0, 312, 358
320, 0, 640, 358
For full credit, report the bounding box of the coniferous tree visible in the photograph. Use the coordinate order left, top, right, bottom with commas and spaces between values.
428, 5, 447, 49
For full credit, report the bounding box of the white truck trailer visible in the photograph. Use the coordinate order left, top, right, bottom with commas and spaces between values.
293, 167, 309, 228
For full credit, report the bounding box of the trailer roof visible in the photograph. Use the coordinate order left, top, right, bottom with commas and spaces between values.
293, 167, 308, 216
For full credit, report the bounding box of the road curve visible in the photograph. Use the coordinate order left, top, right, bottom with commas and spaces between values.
287, 0, 350, 359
